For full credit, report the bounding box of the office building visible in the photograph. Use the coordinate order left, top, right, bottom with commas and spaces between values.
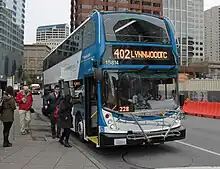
0, 0, 26, 90
70, 0, 163, 32
5, 0, 25, 29
204, 6, 220, 62
23, 44, 51, 84
36, 24, 69, 50
163, 0, 204, 66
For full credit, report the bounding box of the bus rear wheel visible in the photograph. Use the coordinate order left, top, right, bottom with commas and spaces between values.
76, 116, 84, 142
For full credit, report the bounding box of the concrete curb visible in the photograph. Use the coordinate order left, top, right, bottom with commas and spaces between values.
70, 140, 108, 169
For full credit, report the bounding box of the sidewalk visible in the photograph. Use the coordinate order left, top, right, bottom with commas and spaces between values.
0, 109, 100, 169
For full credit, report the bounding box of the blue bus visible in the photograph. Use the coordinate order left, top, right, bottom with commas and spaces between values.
43, 10, 186, 148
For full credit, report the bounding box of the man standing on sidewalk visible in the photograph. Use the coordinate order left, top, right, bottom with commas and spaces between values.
16, 86, 33, 135
44, 85, 62, 139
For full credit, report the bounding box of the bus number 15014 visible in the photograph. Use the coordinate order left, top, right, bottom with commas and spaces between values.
105, 60, 119, 65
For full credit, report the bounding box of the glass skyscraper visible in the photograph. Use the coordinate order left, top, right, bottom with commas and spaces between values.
0, 0, 25, 90
163, 0, 204, 66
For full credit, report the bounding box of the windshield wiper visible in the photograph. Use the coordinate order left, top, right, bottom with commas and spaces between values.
115, 20, 136, 33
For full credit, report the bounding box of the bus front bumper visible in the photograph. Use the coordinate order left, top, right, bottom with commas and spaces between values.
99, 126, 186, 147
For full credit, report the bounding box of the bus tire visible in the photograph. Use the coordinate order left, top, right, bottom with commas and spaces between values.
76, 115, 85, 142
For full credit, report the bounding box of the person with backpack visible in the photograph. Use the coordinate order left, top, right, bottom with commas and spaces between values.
44, 85, 62, 139
0, 86, 16, 147
16, 86, 33, 135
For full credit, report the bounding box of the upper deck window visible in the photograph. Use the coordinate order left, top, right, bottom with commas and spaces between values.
102, 13, 170, 44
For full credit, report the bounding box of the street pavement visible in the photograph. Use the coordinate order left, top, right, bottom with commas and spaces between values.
0, 95, 105, 169
2, 95, 220, 169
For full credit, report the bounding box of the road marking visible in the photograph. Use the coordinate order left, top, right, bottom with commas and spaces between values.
176, 141, 220, 157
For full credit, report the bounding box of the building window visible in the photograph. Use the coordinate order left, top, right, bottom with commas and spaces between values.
170, 0, 174, 9
176, 11, 181, 20
82, 4, 92, 9
176, 0, 181, 9
131, 0, 140, 4
163, 0, 168, 8
182, 0, 187, 10
153, 3, 160, 7
142, 1, 151, 6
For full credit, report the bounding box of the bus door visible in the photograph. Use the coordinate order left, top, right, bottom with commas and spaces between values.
84, 76, 98, 138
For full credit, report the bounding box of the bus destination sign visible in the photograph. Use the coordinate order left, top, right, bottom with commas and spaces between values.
101, 45, 175, 66
113, 48, 169, 60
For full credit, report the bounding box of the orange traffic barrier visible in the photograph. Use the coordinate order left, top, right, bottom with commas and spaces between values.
182, 101, 220, 119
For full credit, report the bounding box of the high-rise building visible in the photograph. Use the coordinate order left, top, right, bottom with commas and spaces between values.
0, 0, 25, 90
5, 0, 25, 29
163, 0, 204, 66
36, 24, 69, 50
23, 44, 51, 84
70, 0, 163, 32
204, 6, 220, 62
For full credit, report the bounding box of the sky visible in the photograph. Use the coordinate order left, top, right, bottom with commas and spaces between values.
24, 0, 70, 44
24, 0, 220, 44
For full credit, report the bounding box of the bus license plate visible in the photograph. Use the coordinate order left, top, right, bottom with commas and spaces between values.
114, 138, 127, 145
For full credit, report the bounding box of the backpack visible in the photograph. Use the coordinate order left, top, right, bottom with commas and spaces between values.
0, 98, 4, 115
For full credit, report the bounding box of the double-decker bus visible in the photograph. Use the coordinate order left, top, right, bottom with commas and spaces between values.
43, 10, 186, 148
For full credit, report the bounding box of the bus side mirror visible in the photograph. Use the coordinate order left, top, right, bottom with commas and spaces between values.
94, 68, 103, 82
179, 94, 185, 107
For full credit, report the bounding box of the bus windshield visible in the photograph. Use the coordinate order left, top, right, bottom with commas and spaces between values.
102, 70, 178, 114
102, 13, 170, 44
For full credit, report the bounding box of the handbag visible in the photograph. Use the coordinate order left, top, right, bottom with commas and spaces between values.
53, 105, 59, 119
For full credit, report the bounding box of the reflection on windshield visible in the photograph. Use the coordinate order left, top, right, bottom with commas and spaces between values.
103, 13, 170, 44
102, 71, 178, 113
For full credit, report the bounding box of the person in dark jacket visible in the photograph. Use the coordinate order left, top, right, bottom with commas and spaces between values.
0, 86, 16, 147
44, 85, 62, 139
58, 95, 73, 148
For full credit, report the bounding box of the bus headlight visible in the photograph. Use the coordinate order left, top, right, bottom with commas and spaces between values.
110, 124, 116, 130
108, 119, 113, 124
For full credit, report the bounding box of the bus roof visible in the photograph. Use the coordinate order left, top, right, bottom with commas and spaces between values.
43, 11, 168, 61
99, 10, 165, 20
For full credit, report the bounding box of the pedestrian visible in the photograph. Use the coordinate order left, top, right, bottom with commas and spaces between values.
44, 85, 62, 139
0, 86, 16, 147
16, 86, 33, 135
58, 95, 73, 148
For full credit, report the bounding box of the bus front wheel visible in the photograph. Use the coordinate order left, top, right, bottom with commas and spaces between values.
76, 116, 84, 142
